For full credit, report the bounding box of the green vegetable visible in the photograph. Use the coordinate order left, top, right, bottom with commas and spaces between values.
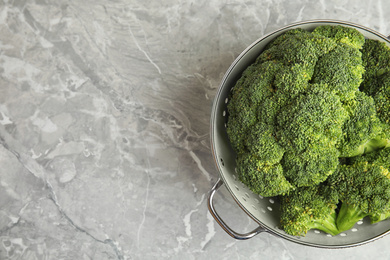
226, 24, 390, 236
311, 44, 364, 101
361, 39, 390, 148
312, 24, 365, 49
329, 148, 390, 232
337, 91, 383, 157
280, 184, 340, 236
236, 152, 293, 196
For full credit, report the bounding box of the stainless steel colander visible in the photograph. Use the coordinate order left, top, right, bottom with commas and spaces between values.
208, 20, 390, 248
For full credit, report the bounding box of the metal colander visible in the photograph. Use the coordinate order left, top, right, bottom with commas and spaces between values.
208, 20, 390, 248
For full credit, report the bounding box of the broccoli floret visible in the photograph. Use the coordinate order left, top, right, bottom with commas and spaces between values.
281, 144, 339, 187
338, 91, 384, 157
275, 84, 347, 187
226, 61, 282, 152
359, 39, 390, 148
350, 146, 390, 169
280, 184, 340, 236
262, 28, 308, 51
236, 152, 293, 197
276, 84, 348, 152
371, 73, 390, 149
311, 44, 364, 101
370, 211, 390, 224
374, 73, 390, 127
360, 39, 390, 96
328, 149, 390, 232
312, 25, 365, 49
244, 123, 284, 163
259, 29, 336, 70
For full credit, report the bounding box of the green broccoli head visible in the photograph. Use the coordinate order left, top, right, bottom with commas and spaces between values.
350, 146, 390, 168
337, 91, 384, 157
274, 84, 346, 187
244, 123, 284, 164
262, 28, 307, 51
372, 74, 390, 148
360, 38, 390, 147
236, 152, 293, 197
312, 25, 365, 49
259, 29, 336, 69
281, 144, 339, 187
361, 39, 390, 96
328, 149, 390, 232
227, 61, 282, 152
226, 25, 390, 202
280, 184, 340, 236
311, 44, 364, 101
276, 84, 348, 152
226, 91, 256, 153
374, 74, 390, 128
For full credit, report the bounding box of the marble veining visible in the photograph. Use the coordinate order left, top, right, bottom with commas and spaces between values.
1, 0, 390, 259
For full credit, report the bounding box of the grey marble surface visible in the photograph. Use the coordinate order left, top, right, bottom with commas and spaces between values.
1, 0, 390, 259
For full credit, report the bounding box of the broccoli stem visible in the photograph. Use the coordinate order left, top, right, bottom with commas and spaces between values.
351, 138, 390, 157
370, 212, 390, 224
311, 212, 340, 236
336, 203, 368, 232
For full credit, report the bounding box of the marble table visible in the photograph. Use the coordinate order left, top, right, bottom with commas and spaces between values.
1, 1, 390, 259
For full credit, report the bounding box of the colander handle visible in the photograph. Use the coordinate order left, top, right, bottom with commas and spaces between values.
207, 178, 266, 240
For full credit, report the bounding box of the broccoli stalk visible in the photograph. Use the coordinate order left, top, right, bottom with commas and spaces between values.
331, 148, 390, 232
336, 203, 367, 232
370, 212, 390, 224
310, 212, 340, 236
280, 184, 340, 236
352, 137, 390, 156
281, 209, 340, 237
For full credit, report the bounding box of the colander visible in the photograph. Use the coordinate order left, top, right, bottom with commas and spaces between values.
208, 19, 390, 248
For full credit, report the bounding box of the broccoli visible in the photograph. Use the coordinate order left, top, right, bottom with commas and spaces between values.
337, 91, 383, 157
276, 83, 348, 152
227, 25, 367, 195
226, 61, 282, 153
328, 148, 390, 232
236, 152, 293, 197
307, 25, 365, 101
312, 25, 365, 49
280, 144, 339, 188
275, 84, 347, 187
280, 148, 390, 236
360, 39, 390, 96
259, 28, 336, 69
360, 39, 390, 149
280, 183, 340, 236
311, 44, 364, 101
226, 24, 390, 236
